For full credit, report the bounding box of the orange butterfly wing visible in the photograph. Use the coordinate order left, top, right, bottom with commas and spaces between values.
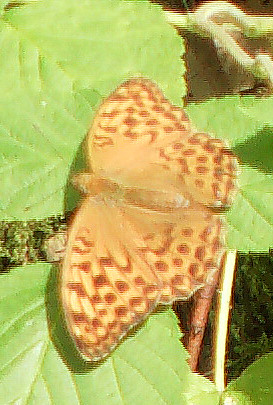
61, 78, 237, 361
61, 199, 162, 361
61, 198, 224, 360
115, 203, 225, 304
88, 78, 237, 208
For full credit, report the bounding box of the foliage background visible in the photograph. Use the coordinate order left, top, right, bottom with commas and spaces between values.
156, 0, 273, 380
0, 0, 273, 403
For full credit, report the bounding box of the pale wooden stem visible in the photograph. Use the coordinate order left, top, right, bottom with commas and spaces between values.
165, 2, 273, 86
214, 250, 237, 393
165, 2, 273, 36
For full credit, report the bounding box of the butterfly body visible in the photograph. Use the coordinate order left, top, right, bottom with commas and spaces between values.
73, 172, 190, 212
61, 78, 238, 361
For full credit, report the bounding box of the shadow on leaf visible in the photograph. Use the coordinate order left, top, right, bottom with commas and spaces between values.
234, 126, 273, 174
64, 139, 86, 215
64, 86, 102, 214
45, 264, 104, 373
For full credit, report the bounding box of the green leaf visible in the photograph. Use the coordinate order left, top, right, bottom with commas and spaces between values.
187, 95, 273, 252
0, 264, 219, 404
221, 390, 254, 405
227, 352, 273, 405
0, 263, 80, 404
0, 0, 184, 221
185, 372, 220, 405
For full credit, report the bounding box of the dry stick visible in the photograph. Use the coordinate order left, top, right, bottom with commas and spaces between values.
165, 4, 273, 87
214, 250, 237, 392
187, 262, 222, 372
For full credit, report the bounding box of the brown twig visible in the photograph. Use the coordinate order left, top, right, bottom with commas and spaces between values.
186, 264, 222, 371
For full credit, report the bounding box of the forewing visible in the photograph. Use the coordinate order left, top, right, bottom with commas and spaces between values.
88, 78, 238, 208
61, 197, 162, 361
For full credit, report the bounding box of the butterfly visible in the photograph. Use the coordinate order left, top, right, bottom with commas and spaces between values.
61, 78, 238, 361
